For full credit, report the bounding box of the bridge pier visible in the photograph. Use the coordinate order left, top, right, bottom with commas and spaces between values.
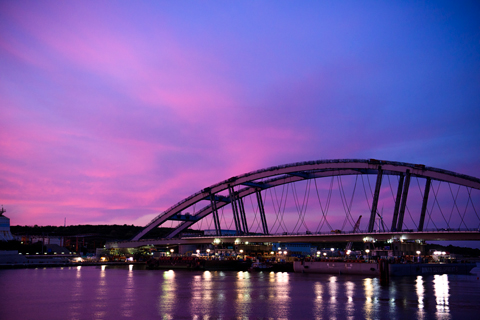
418, 178, 431, 231
238, 197, 249, 234
228, 185, 242, 235
256, 190, 269, 235
391, 174, 405, 231
208, 190, 221, 236
368, 167, 383, 232
396, 170, 411, 232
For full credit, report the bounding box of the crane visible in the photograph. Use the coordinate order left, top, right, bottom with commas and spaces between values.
345, 215, 362, 252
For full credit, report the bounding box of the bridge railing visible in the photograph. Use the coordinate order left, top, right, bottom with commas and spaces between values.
178, 227, 480, 238
108, 227, 480, 246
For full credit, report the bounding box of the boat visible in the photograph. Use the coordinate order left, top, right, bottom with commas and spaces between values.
293, 259, 477, 277
146, 257, 204, 270
249, 261, 273, 271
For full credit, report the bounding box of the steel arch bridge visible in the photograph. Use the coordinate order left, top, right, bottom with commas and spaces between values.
132, 159, 480, 242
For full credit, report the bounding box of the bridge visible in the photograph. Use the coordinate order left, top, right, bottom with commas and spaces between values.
107, 159, 480, 249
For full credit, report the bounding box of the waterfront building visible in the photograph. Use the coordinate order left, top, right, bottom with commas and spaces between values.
0, 207, 14, 241
272, 243, 316, 256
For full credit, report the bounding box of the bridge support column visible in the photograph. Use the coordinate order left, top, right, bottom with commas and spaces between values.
238, 197, 249, 234
368, 167, 383, 232
391, 174, 405, 231
228, 185, 242, 235
256, 190, 269, 235
396, 170, 411, 232
208, 191, 221, 236
418, 178, 431, 231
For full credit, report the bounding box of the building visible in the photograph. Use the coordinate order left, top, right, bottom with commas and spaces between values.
272, 243, 315, 256
0, 207, 14, 241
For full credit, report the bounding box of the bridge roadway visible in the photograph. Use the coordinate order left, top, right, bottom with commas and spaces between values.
106, 230, 480, 249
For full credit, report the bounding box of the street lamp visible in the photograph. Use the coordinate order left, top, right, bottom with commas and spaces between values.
206, 248, 211, 255
330, 248, 334, 258
196, 249, 200, 255
365, 249, 370, 262
170, 249, 174, 255
323, 252, 327, 258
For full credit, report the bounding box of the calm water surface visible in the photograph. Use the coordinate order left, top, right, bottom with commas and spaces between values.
1, 265, 479, 319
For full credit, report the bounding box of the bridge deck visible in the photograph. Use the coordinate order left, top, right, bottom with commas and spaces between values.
107, 230, 480, 248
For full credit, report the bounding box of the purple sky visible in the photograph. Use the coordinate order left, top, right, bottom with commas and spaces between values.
1, 1, 480, 230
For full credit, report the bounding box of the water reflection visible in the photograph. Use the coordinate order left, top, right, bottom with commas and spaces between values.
363, 278, 380, 320
69, 265, 84, 319
345, 280, 355, 318
328, 276, 338, 318
157, 270, 176, 319
121, 265, 135, 317
235, 271, 252, 316
313, 282, 324, 319
190, 271, 213, 318
415, 276, 425, 320
94, 265, 108, 319
434, 274, 450, 318
268, 272, 290, 319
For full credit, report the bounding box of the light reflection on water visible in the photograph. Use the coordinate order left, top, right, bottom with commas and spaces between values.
68, 265, 83, 320
1, 266, 477, 320
434, 274, 450, 319
328, 276, 338, 319
93, 265, 108, 319
157, 270, 176, 319
416, 276, 425, 320
120, 265, 135, 317
345, 280, 355, 319
313, 281, 324, 319
235, 271, 252, 316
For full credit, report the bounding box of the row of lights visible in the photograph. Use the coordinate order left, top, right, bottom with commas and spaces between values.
195, 249, 211, 254
19, 252, 70, 255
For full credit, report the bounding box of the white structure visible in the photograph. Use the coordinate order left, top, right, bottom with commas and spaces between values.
0, 207, 14, 241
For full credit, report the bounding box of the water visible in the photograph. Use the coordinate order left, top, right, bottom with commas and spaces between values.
0, 265, 479, 320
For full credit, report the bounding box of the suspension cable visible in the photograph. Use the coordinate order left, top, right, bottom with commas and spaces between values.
248, 194, 260, 233
291, 181, 309, 233
425, 181, 439, 230
361, 175, 372, 212
277, 182, 290, 232
314, 176, 333, 232
432, 181, 449, 226
270, 183, 288, 233
448, 183, 462, 228
466, 187, 480, 229
338, 175, 357, 230
458, 186, 469, 229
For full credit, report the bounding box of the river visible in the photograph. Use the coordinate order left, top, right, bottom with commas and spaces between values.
0, 265, 479, 319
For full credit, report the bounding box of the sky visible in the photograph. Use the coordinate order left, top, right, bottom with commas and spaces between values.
1, 1, 480, 235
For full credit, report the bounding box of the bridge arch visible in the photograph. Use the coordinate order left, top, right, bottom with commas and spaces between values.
132, 159, 480, 240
